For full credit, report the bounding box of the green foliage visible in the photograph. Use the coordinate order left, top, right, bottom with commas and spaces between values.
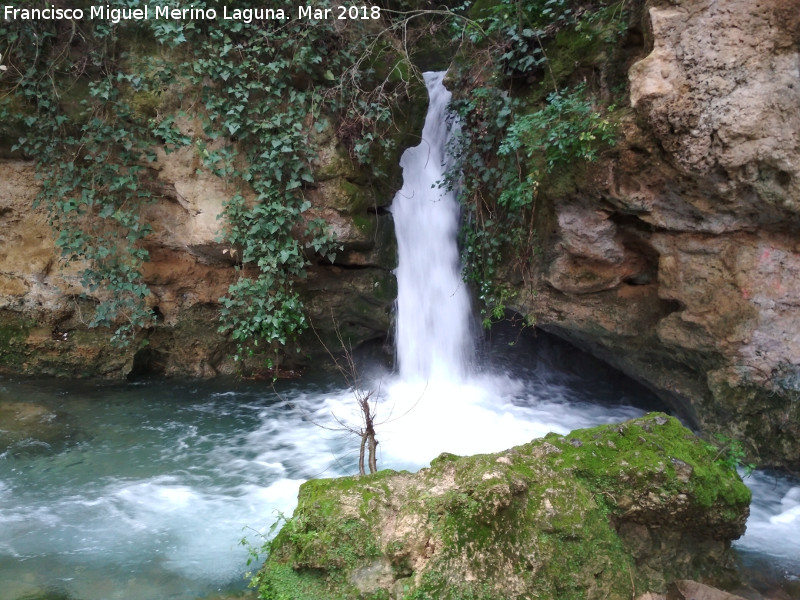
187, 3, 412, 361
470, 0, 575, 76
0, 11, 177, 345
446, 82, 616, 326
705, 435, 757, 478
444, 0, 626, 326
0, 0, 413, 355
180, 14, 340, 360
443, 86, 524, 327
500, 84, 617, 172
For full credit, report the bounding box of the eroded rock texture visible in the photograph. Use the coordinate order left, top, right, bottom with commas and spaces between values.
0, 126, 404, 378
257, 414, 749, 600
523, 0, 800, 472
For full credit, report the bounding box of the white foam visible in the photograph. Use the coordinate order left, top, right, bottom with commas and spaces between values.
292, 373, 643, 473
391, 71, 473, 382
737, 473, 800, 567
770, 503, 800, 525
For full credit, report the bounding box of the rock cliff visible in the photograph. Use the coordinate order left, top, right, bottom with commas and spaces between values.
0, 13, 426, 380
521, 0, 800, 472
0, 128, 408, 378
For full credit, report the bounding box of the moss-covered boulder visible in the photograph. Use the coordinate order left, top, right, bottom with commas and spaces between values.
255, 413, 750, 600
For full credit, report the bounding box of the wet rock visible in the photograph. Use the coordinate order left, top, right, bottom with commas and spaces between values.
0, 401, 79, 457
519, 0, 800, 473
667, 580, 749, 600
257, 414, 750, 600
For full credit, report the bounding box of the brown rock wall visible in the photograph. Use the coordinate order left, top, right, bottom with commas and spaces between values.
523, 0, 800, 471
0, 131, 399, 378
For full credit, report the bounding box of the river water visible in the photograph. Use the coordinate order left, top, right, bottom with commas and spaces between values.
1, 342, 798, 600
0, 332, 667, 600
1, 72, 798, 600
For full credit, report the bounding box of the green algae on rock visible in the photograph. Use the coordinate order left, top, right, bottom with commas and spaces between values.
254, 413, 750, 600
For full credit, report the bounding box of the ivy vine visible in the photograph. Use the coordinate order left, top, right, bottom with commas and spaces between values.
0, 0, 415, 359
442, 0, 627, 327
0, 15, 175, 345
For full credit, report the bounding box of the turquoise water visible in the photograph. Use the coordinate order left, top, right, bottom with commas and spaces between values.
0, 377, 311, 599
0, 337, 796, 599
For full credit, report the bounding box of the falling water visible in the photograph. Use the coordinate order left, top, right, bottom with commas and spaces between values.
391, 71, 473, 382
1, 72, 798, 600
734, 470, 800, 592
380, 70, 646, 467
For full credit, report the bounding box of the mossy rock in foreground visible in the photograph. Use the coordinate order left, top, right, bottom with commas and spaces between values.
256, 413, 750, 600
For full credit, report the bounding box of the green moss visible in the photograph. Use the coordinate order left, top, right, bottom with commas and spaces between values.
410, 449, 636, 599
343, 182, 374, 216
314, 141, 358, 181
256, 562, 336, 600
429, 452, 460, 468
0, 317, 33, 369
117, 27, 183, 120
259, 414, 750, 599
546, 26, 606, 85
372, 217, 398, 271
364, 39, 410, 84
130, 90, 163, 119
352, 213, 373, 233
543, 414, 751, 509
409, 572, 496, 600
373, 74, 428, 193
259, 470, 406, 598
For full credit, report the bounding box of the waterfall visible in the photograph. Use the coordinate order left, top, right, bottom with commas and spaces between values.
391, 71, 473, 382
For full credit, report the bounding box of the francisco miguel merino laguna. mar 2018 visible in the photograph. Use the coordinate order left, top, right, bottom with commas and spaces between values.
2, 4, 382, 23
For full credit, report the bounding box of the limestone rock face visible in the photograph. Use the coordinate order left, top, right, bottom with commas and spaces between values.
629, 0, 800, 200
257, 414, 750, 600
524, 0, 800, 472
0, 131, 403, 378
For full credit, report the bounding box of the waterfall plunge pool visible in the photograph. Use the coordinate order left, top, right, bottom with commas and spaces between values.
0, 332, 798, 600
0, 333, 655, 600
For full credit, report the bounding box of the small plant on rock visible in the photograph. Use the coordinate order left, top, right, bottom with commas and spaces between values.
706, 434, 757, 477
